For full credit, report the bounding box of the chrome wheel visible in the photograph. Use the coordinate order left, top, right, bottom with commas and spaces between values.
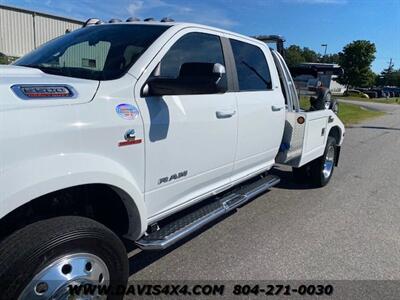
19, 253, 110, 300
322, 145, 335, 179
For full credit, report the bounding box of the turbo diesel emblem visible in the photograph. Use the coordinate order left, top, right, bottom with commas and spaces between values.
11, 85, 76, 99
158, 171, 188, 185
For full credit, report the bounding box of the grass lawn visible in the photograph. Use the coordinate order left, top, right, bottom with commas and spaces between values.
299, 96, 385, 126
338, 96, 400, 104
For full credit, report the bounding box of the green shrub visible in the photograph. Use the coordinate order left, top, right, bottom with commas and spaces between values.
0, 53, 8, 64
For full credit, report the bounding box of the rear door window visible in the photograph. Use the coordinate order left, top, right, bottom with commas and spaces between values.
230, 39, 272, 91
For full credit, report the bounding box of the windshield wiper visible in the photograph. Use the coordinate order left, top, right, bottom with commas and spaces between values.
18, 64, 43, 69
19, 64, 71, 76
19, 64, 58, 71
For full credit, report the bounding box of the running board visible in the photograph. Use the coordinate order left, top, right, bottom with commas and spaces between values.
136, 175, 280, 250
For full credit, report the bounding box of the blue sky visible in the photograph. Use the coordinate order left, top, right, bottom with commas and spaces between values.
1, 0, 399, 72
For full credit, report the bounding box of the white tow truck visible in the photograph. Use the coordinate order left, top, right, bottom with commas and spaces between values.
0, 19, 344, 299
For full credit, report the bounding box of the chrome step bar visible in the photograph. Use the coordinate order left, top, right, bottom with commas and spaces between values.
136, 175, 280, 250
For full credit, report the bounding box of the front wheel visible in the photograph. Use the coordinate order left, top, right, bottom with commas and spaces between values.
0, 216, 129, 300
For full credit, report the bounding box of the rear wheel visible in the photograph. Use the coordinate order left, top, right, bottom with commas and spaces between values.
0, 216, 128, 300
292, 136, 337, 187
309, 136, 336, 187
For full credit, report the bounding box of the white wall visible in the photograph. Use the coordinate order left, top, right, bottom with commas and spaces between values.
0, 6, 82, 57
0, 7, 35, 56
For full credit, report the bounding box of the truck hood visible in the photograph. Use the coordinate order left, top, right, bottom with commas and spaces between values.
0, 65, 99, 111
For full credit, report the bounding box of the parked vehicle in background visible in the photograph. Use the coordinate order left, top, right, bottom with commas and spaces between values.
364, 91, 378, 98
370, 88, 386, 98
383, 90, 393, 98
344, 89, 370, 98
357, 88, 378, 98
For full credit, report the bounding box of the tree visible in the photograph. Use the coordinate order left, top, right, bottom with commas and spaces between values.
377, 59, 400, 86
285, 45, 321, 67
321, 53, 340, 64
302, 47, 319, 63
338, 40, 376, 88
391, 70, 400, 86
285, 45, 304, 67
377, 69, 400, 87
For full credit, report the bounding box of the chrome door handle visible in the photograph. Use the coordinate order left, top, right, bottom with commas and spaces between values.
216, 110, 236, 119
271, 105, 284, 112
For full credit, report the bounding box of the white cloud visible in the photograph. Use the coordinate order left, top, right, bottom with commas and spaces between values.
127, 0, 183, 16
125, 0, 237, 28
127, 0, 144, 15
187, 12, 238, 28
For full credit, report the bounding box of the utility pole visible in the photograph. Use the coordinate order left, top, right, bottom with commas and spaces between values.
388, 58, 394, 70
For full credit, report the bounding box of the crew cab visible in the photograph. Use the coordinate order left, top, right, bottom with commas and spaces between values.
0, 19, 344, 299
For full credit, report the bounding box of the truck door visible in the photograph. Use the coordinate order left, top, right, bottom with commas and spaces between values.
228, 38, 285, 182
134, 30, 238, 219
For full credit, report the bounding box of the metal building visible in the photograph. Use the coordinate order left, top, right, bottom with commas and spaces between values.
0, 4, 83, 58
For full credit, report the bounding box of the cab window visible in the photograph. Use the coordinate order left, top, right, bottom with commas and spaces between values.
154, 32, 227, 88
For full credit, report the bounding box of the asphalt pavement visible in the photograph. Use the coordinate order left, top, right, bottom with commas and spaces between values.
128, 101, 400, 281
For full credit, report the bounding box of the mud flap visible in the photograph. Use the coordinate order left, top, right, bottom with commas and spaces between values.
335, 146, 341, 166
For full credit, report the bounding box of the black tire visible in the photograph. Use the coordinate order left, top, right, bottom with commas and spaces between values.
292, 165, 310, 183
309, 136, 336, 187
0, 216, 128, 300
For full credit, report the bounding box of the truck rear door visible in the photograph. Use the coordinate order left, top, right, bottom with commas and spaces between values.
228, 38, 285, 182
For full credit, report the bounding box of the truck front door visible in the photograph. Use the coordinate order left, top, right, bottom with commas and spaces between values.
135, 30, 238, 219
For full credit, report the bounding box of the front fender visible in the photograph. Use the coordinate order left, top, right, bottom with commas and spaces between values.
0, 153, 147, 239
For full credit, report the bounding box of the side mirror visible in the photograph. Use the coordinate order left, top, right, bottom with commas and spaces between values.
141, 62, 227, 97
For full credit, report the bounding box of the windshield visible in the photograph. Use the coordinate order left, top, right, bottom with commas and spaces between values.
15, 24, 170, 81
